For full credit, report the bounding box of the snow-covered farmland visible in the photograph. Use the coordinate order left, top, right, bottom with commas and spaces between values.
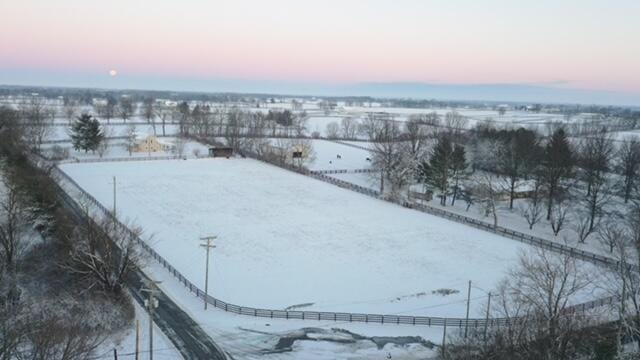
61, 158, 593, 319
306, 140, 372, 171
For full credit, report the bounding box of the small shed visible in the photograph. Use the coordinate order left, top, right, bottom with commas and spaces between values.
209, 147, 233, 158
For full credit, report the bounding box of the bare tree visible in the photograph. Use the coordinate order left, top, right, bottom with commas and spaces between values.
509, 247, 592, 359
96, 127, 112, 158
289, 138, 315, 167
473, 173, 500, 227
0, 299, 27, 359
549, 201, 569, 236
157, 105, 170, 137
117, 97, 134, 122
519, 200, 543, 230
444, 111, 468, 140
445, 248, 596, 360
600, 221, 640, 354
340, 117, 358, 139
20, 96, 54, 151
571, 209, 595, 243
364, 117, 408, 199
598, 219, 626, 253
224, 108, 246, 152
0, 178, 26, 274
404, 118, 426, 158
577, 128, 614, 231
141, 97, 156, 124
617, 136, 640, 203
64, 215, 142, 295
293, 112, 307, 137
325, 121, 340, 139
124, 124, 136, 156
62, 99, 79, 125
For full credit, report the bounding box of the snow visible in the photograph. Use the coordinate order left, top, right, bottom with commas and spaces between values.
41, 137, 209, 160
306, 140, 372, 171
306, 116, 345, 136
61, 158, 545, 318
145, 257, 441, 359
47, 121, 180, 141
328, 172, 379, 191
97, 299, 183, 359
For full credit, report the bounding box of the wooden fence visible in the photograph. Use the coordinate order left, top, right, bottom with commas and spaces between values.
310, 168, 377, 175
239, 145, 635, 273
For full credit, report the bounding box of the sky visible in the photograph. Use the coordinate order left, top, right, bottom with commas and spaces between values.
1, 0, 639, 105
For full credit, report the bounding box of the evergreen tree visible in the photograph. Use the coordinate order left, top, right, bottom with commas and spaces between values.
449, 144, 469, 206
541, 128, 574, 220
498, 128, 542, 209
70, 114, 103, 153
418, 134, 453, 206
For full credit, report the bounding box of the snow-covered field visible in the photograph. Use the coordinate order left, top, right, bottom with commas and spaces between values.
306, 140, 372, 171
61, 158, 562, 319
147, 258, 441, 360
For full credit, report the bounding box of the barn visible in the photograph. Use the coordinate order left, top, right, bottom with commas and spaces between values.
134, 135, 168, 153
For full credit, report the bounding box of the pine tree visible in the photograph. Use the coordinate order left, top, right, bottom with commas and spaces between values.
541, 128, 574, 220
418, 134, 453, 206
449, 144, 468, 206
70, 114, 103, 153
85, 117, 104, 153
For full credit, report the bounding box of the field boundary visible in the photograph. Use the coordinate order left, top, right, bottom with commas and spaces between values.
310, 168, 377, 175
47, 155, 622, 329
239, 147, 633, 273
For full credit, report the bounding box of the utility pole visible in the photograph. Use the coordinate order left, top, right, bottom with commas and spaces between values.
113, 349, 118, 360
442, 320, 447, 359
141, 280, 161, 360
135, 320, 140, 360
113, 176, 117, 217
464, 280, 471, 339
200, 236, 217, 310
483, 292, 492, 345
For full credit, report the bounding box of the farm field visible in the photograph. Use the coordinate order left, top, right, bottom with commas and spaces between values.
305, 140, 372, 171
60, 158, 599, 319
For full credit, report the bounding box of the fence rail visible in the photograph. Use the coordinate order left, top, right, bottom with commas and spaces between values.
57, 155, 184, 165
50, 164, 517, 328
243, 145, 633, 273
48, 153, 624, 329
310, 168, 377, 175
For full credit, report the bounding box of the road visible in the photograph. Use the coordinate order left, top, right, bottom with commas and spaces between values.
54, 177, 229, 360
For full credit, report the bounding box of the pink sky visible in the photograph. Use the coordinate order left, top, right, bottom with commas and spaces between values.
1, 0, 639, 95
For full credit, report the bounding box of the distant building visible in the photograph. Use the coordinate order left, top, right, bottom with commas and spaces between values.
134, 135, 169, 153
92, 98, 108, 106
208, 147, 234, 158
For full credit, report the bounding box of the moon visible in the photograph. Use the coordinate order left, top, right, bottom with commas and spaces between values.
109, 69, 118, 77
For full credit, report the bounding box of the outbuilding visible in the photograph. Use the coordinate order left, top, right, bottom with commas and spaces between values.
209, 147, 234, 158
